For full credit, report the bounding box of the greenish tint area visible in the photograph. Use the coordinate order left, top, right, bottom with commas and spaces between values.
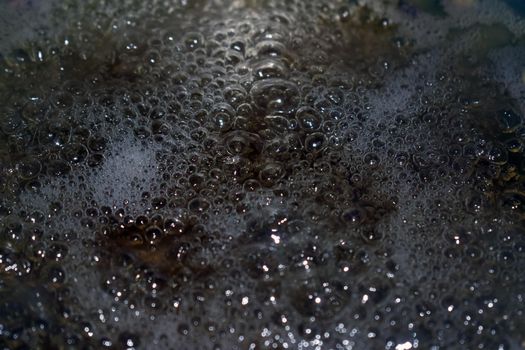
448, 23, 515, 61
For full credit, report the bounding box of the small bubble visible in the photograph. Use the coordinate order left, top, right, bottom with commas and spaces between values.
497, 109, 521, 133
17, 157, 42, 179
296, 106, 322, 131
305, 132, 327, 152
46, 159, 71, 176
61, 143, 89, 164
259, 163, 285, 187
184, 32, 204, 51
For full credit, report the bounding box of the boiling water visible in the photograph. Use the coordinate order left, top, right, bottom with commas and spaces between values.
0, 0, 524, 349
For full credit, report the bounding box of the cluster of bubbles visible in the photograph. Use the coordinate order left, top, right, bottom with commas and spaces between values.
0, 0, 524, 349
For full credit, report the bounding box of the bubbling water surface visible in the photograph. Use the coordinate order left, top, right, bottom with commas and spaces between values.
0, 0, 524, 349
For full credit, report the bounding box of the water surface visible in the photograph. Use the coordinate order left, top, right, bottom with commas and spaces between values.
0, 0, 524, 349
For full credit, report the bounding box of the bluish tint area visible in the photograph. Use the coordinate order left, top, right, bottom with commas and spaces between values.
504, 0, 525, 16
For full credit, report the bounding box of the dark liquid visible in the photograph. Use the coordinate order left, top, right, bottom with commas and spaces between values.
0, 1, 524, 349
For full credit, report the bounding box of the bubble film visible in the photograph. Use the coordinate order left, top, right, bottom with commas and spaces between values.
0, 0, 524, 349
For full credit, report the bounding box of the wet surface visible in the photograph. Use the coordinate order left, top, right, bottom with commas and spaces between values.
0, 0, 525, 349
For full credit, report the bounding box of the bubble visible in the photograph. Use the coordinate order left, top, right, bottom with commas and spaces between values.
505, 138, 523, 153
223, 85, 247, 107
325, 88, 344, 106
134, 126, 151, 138
209, 103, 235, 132
341, 207, 366, 226
46, 159, 71, 176
290, 279, 349, 319
253, 40, 289, 60
263, 114, 291, 134
250, 78, 299, 115
52, 92, 74, 109
87, 136, 107, 152
184, 32, 204, 51
225, 130, 262, 156
252, 59, 287, 80
37, 120, 71, 147
497, 109, 522, 132
46, 266, 66, 284
188, 198, 210, 213
151, 197, 167, 210
17, 157, 42, 180
263, 138, 289, 160
296, 106, 322, 131
259, 162, 285, 187
119, 333, 140, 349
61, 143, 89, 164
486, 143, 508, 165
243, 179, 261, 192
305, 132, 327, 153
87, 153, 104, 167
360, 229, 384, 243
364, 153, 380, 167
